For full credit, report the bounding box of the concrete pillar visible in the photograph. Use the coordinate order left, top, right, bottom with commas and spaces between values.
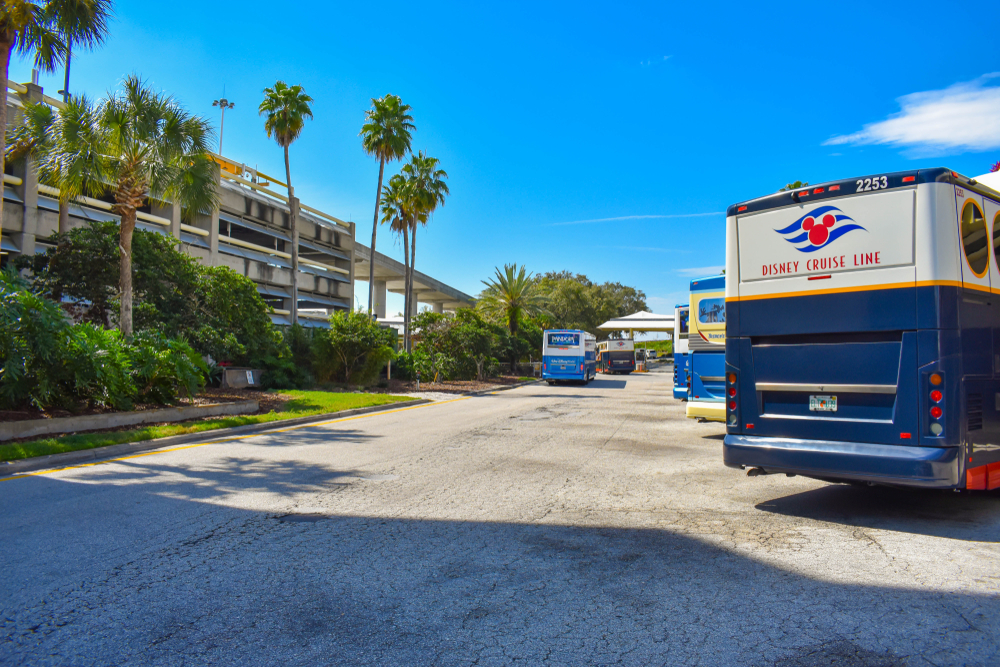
15, 82, 44, 260
208, 164, 220, 264
433, 302, 444, 314
170, 201, 181, 240
289, 193, 299, 325
208, 207, 219, 264
373, 280, 387, 319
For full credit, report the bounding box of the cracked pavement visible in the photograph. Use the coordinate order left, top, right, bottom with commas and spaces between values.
2, 369, 999, 666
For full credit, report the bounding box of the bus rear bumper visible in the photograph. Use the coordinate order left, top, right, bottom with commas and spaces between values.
687, 400, 726, 422
723, 435, 961, 489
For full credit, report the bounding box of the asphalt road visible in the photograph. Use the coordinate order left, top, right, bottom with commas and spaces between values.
2, 369, 999, 666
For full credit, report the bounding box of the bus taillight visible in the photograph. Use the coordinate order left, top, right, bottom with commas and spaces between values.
928, 373, 944, 436
727, 372, 738, 426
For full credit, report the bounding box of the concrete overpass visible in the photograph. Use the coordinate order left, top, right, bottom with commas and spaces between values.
354, 243, 476, 318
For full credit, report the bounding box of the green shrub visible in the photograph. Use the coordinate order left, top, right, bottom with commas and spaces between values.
0, 270, 207, 411
129, 331, 207, 404
314, 310, 396, 385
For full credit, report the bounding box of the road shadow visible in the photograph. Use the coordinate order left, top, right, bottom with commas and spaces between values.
756, 484, 1000, 542
583, 379, 627, 389
701, 433, 726, 441
2, 473, 999, 666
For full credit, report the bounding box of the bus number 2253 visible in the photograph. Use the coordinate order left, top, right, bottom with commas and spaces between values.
857, 176, 888, 192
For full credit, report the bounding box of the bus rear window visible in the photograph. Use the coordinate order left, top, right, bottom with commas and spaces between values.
737, 189, 915, 282
547, 333, 579, 347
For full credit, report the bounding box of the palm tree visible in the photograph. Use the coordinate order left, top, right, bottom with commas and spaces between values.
43, 75, 218, 336
479, 264, 548, 371
360, 94, 414, 315
0, 0, 111, 245
259, 81, 313, 324
50, 0, 112, 103
400, 151, 448, 351
7, 95, 102, 239
379, 173, 414, 327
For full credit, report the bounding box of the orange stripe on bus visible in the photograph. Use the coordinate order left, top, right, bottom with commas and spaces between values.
725, 279, 987, 302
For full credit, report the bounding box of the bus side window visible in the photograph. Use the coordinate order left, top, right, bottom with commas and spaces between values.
993, 211, 1000, 270
961, 200, 988, 277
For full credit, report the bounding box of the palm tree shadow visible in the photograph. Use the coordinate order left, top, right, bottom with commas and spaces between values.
756, 484, 1000, 542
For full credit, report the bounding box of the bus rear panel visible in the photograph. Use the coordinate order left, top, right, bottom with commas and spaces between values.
673, 305, 690, 400
724, 167, 1000, 489
687, 276, 727, 422
598, 339, 635, 375
543, 330, 596, 382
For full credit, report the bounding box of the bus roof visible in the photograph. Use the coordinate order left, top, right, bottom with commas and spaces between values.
690, 275, 724, 291
725, 167, 1000, 218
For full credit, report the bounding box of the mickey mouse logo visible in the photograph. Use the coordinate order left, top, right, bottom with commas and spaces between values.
774, 206, 866, 252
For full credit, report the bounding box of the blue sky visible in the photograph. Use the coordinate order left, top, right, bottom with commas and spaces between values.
10, 0, 1000, 320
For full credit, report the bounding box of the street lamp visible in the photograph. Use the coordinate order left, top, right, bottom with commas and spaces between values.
212, 94, 235, 154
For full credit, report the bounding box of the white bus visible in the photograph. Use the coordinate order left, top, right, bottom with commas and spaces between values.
542, 329, 597, 384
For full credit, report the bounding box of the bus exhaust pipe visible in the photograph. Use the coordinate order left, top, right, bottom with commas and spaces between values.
746, 467, 768, 477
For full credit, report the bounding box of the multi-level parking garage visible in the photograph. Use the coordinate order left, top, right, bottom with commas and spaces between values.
0, 80, 473, 326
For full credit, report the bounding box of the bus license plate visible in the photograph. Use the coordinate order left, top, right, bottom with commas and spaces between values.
809, 395, 837, 412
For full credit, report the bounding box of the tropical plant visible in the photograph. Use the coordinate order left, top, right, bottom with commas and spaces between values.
379, 172, 416, 343
478, 264, 548, 371
360, 94, 414, 315
0, 268, 207, 410
258, 81, 313, 323
0, 0, 112, 240
314, 309, 395, 385
779, 180, 809, 191
399, 151, 448, 351
34, 76, 218, 337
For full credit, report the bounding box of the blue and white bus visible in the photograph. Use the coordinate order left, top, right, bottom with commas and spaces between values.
597, 339, 636, 374
687, 276, 727, 422
724, 167, 1000, 489
543, 329, 597, 384
673, 305, 690, 400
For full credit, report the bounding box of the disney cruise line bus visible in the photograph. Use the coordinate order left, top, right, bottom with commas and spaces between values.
543, 329, 596, 384
687, 276, 727, 422
724, 167, 1000, 489
597, 339, 636, 374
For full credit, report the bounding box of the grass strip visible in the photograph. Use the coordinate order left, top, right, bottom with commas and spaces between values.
0, 391, 412, 462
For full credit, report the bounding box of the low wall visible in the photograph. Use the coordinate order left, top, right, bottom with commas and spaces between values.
0, 400, 259, 442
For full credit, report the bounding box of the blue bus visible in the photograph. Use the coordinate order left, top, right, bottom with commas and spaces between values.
724, 167, 1000, 489
597, 339, 636, 375
673, 305, 690, 400
543, 329, 597, 384
687, 276, 727, 422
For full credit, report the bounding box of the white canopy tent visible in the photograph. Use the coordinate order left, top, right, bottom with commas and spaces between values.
597, 311, 675, 339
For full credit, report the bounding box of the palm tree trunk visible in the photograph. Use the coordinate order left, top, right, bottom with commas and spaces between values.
58, 201, 69, 235
401, 223, 410, 349
119, 207, 137, 337
284, 144, 298, 325
0, 41, 11, 255
367, 158, 385, 315
406, 223, 418, 353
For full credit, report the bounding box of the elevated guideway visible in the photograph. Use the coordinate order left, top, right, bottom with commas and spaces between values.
354, 243, 476, 318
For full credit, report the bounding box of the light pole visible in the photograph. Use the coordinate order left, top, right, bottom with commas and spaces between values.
212, 93, 235, 154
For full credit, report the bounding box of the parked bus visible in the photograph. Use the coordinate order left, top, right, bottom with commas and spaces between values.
597, 339, 636, 374
543, 329, 597, 384
673, 305, 690, 400
687, 275, 726, 422
724, 167, 1000, 489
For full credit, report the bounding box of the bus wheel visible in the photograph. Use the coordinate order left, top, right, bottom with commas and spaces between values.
547, 381, 555, 386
